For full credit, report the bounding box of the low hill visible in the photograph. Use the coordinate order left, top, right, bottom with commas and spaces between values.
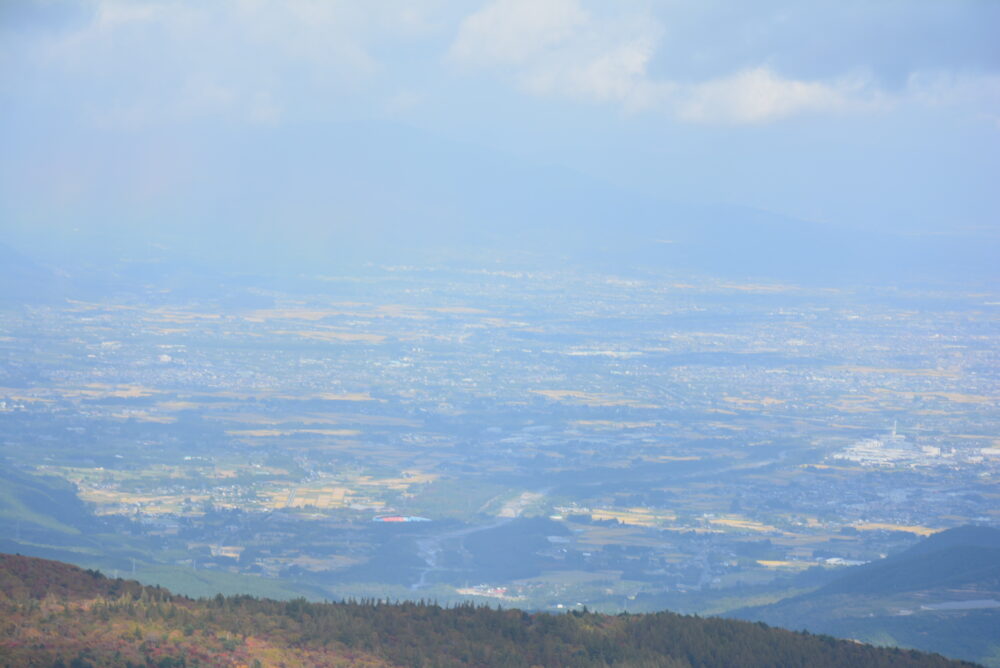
0, 242, 70, 304
731, 526, 1000, 667
0, 467, 322, 602
0, 553, 975, 668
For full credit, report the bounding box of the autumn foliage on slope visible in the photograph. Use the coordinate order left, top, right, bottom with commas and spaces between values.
0, 553, 977, 668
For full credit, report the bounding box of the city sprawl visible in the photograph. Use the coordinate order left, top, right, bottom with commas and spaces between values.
1, 265, 997, 611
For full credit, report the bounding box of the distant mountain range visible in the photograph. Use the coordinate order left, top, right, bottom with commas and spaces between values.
4, 121, 997, 288
0, 552, 977, 667
0, 242, 70, 304
731, 525, 1000, 667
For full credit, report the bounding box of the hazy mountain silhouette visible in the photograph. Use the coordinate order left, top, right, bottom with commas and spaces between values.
6, 121, 996, 287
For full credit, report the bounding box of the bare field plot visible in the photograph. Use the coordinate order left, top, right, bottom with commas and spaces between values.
531, 390, 658, 408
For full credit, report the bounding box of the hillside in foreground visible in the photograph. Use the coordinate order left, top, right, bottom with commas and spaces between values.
731, 526, 1000, 667
0, 553, 978, 668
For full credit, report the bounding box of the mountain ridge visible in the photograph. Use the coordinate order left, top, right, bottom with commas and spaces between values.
731, 526, 1000, 667
0, 552, 976, 667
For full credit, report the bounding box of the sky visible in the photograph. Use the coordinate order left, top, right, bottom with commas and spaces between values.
1, 0, 998, 276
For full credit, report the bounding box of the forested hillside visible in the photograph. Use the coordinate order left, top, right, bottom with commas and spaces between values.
732, 526, 1000, 666
0, 553, 977, 668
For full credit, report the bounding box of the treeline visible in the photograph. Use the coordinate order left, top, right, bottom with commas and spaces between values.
0, 553, 978, 667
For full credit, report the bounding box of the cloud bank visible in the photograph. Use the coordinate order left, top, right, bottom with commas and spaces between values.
4, 0, 997, 128
447, 0, 993, 124
2, 0, 997, 245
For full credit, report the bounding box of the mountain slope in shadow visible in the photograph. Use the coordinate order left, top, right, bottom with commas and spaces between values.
731, 526, 1000, 666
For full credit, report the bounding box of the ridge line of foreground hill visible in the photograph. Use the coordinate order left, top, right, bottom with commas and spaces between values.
0, 553, 979, 668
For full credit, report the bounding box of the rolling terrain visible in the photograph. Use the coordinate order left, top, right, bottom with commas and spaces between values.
0, 552, 977, 668
732, 526, 1000, 666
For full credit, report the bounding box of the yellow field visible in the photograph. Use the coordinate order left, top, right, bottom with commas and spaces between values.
641, 455, 701, 463
588, 507, 677, 528
77, 488, 209, 516
262, 470, 437, 510
705, 421, 747, 431
0, 391, 54, 403
572, 420, 657, 429
155, 401, 202, 411
355, 470, 438, 490
709, 515, 782, 533
225, 428, 361, 437
206, 410, 417, 427
268, 486, 353, 510
853, 522, 941, 536
531, 390, 657, 408
42, 462, 309, 516
757, 560, 812, 570
111, 411, 176, 423
274, 329, 386, 344
304, 392, 375, 401
59, 384, 160, 399
723, 396, 786, 407
429, 306, 487, 314
871, 387, 995, 405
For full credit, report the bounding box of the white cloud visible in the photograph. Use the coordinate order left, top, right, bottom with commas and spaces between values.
523, 33, 670, 111
674, 67, 883, 124
448, 1, 967, 124
450, 0, 665, 110
14, 1, 1000, 128
449, 0, 587, 67
28, 0, 444, 128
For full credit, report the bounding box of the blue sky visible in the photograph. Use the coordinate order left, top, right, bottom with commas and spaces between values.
1, 0, 998, 269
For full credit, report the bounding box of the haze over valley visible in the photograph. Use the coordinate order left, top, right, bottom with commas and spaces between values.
1, 1, 998, 666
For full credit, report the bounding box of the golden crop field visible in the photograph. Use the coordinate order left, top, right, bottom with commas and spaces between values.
709, 515, 783, 534
531, 390, 657, 408
265, 486, 354, 510
723, 396, 786, 408
13, 384, 163, 400
111, 411, 176, 423
852, 522, 941, 536
225, 428, 362, 438
756, 560, 813, 570
587, 507, 677, 528
571, 420, 658, 430
261, 470, 437, 510
273, 329, 387, 344
76, 489, 209, 516
640, 455, 701, 463
871, 387, 996, 405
